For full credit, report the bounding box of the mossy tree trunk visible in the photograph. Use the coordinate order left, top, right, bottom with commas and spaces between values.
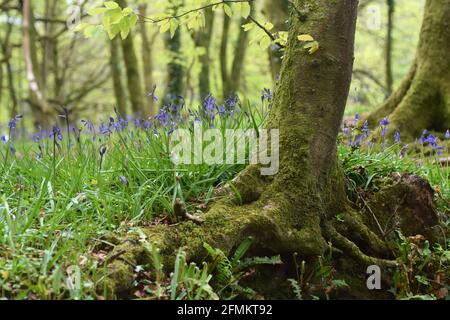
366, 0, 450, 140
105, 0, 407, 297
117, 0, 145, 116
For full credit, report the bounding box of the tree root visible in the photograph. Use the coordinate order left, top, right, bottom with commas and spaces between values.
323, 222, 398, 268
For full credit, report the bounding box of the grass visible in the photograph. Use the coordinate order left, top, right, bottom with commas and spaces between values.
0, 95, 448, 300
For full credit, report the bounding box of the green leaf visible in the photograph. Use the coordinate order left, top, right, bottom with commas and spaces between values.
223, 4, 233, 18
122, 7, 133, 16
170, 19, 179, 38
73, 22, 90, 32
241, 2, 251, 18
259, 35, 272, 50
104, 1, 119, 9
231, 237, 253, 265
298, 34, 314, 42
87, 7, 107, 16
242, 22, 255, 32
159, 19, 171, 34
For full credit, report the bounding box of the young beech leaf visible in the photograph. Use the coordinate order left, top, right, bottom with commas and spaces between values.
88, 7, 107, 16
298, 34, 314, 42
304, 41, 320, 54
242, 22, 255, 32
241, 2, 251, 18
223, 4, 233, 18
104, 1, 119, 9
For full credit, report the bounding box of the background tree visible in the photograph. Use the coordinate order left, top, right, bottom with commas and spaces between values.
366, 0, 450, 140
110, 36, 128, 116
220, 1, 254, 99
264, 0, 289, 82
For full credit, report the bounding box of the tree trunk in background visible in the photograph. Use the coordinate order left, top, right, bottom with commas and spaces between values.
194, 8, 215, 100
385, 0, 394, 96
2, 22, 18, 118
139, 4, 157, 116
23, 0, 52, 127
164, 4, 184, 104
264, 0, 289, 82
110, 36, 128, 116
219, 13, 231, 99
117, 0, 144, 115
366, 0, 450, 140
220, 2, 254, 99
104, 0, 408, 299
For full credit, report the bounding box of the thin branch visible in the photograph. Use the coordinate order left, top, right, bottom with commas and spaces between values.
248, 16, 284, 49
139, 0, 254, 23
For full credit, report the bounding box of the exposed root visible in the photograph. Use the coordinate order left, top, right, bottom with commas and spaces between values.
324, 223, 398, 268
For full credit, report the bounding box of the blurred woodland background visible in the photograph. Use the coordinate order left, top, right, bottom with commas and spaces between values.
0, 0, 424, 128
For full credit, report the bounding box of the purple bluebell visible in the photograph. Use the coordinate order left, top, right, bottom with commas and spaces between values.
437, 145, 444, 157
119, 176, 129, 187
394, 129, 401, 143
147, 85, 159, 102
445, 130, 450, 140
261, 88, 273, 102
354, 113, 360, 122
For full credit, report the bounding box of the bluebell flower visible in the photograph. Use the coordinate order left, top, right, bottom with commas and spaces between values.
380, 117, 389, 127
261, 88, 273, 102
10, 146, 16, 154
362, 121, 369, 137
354, 113, 360, 122
427, 134, 437, 149
52, 126, 62, 141
147, 85, 159, 102
119, 176, 129, 187
437, 145, 444, 157
445, 130, 450, 140
394, 129, 401, 143
1, 135, 7, 143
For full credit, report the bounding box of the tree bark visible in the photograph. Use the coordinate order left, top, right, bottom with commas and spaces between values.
194, 8, 215, 100
110, 36, 128, 116
366, 0, 450, 140
23, 0, 52, 126
163, 3, 184, 104
103, 0, 404, 297
220, 3, 254, 99
385, 0, 394, 95
117, 0, 145, 115
139, 4, 157, 116
264, 0, 289, 82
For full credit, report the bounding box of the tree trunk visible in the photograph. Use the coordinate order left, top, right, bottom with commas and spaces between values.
110, 36, 128, 116
264, 0, 289, 82
103, 0, 407, 297
221, 4, 254, 98
117, 0, 144, 116
138, 4, 157, 116
23, 0, 52, 127
385, 0, 394, 96
163, 3, 184, 104
366, 0, 450, 140
194, 8, 215, 100
0, 20, 18, 117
